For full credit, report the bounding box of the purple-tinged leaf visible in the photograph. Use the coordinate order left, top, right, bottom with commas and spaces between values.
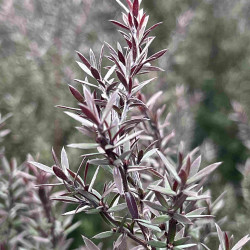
215, 223, 226, 250
187, 162, 222, 185
157, 150, 181, 183
82, 235, 100, 250
116, 70, 128, 89
142, 200, 167, 212
148, 185, 176, 196
189, 155, 201, 177
68, 85, 84, 103
76, 51, 91, 69
110, 20, 129, 30
79, 104, 100, 125
52, 148, 60, 167
64, 111, 94, 127
139, 13, 146, 29
89, 49, 97, 68
91, 67, 101, 80
53, 166, 69, 182
98, 44, 104, 71
132, 0, 139, 17
132, 36, 137, 61
231, 235, 250, 250
115, 130, 143, 148
107, 203, 127, 212
113, 167, 124, 195
76, 61, 93, 77
131, 77, 156, 95
28, 161, 53, 174
155, 192, 169, 208
125, 192, 139, 219
128, 12, 133, 27
137, 221, 161, 232
67, 168, 84, 187
118, 50, 126, 65
102, 91, 118, 122
144, 22, 163, 36
145, 49, 168, 63
173, 214, 193, 225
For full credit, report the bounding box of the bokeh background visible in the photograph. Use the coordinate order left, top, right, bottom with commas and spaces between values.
0, 0, 249, 248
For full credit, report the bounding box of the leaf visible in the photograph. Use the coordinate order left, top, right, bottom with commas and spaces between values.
157, 150, 181, 183
131, 78, 156, 95
68, 85, 84, 103
76, 61, 93, 77
82, 235, 100, 250
142, 200, 167, 212
141, 148, 158, 162
110, 20, 129, 30
107, 203, 127, 213
187, 162, 222, 185
173, 214, 193, 225
67, 143, 99, 149
133, 0, 139, 17
148, 185, 176, 196
113, 167, 124, 195
231, 235, 250, 250
215, 223, 226, 250
61, 147, 69, 174
138, 221, 161, 232
53, 166, 69, 181
91, 67, 101, 80
104, 65, 116, 81
116, 70, 128, 89
62, 206, 89, 216
28, 161, 53, 174
115, 131, 143, 148
64, 111, 94, 127
51, 197, 80, 203
125, 192, 139, 219
93, 231, 114, 239
147, 241, 166, 248
127, 166, 152, 173
189, 155, 201, 177
102, 91, 118, 122
89, 166, 100, 191
145, 49, 168, 63
152, 215, 170, 224
76, 51, 91, 69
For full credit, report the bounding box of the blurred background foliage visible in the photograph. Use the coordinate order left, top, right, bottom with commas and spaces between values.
0, 0, 249, 248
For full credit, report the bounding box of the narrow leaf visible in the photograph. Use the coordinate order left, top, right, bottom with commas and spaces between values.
157, 150, 181, 183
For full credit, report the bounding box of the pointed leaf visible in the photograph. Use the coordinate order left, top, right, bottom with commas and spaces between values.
82, 235, 100, 250
28, 161, 53, 174
157, 150, 181, 183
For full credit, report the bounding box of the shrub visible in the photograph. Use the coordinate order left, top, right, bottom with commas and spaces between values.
29, 0, 249, 249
